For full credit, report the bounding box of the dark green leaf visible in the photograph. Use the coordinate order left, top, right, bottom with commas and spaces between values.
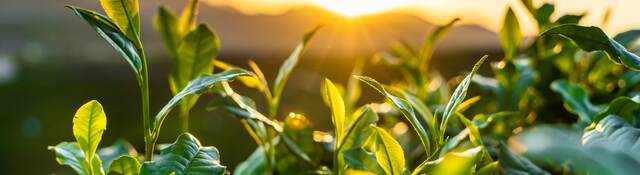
541, 24, 640, 70
233, 147, 266, 175
108, 156, 140, 175
583, 115, 640, 162
550, 79, 599, 123
67, 6, 142, 75
98, 140, 138, 170
140, 133, 226, 175
613, 30, 640, 47
49, 142, 105, 175
498, 143, 549, 175
593, 97, 640, 123
152, 69, 250, 139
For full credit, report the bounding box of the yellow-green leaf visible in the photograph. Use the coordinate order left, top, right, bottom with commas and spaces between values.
108, 156, 140, 175
499, 7, 521, 59
154, 6, 179, 57
73, 100, 107, 163
324, 79, 346, 146
99, 0, 140, 41
177, 0, 199, 36
373, 126, 405, 175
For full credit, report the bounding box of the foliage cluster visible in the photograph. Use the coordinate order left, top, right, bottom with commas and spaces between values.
50, 0, 640, 174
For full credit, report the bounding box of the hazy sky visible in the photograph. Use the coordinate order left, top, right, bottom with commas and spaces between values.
204, 0, 640, 35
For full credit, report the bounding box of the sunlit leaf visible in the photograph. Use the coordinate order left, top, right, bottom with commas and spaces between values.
356, 76, 431, 155
500, 7, 521, 59
108, 156, 140, 175
476, 161, 500, 175
98, 0, 140, 40
67, 6, 142, 75
73, 100, 107, 164
413, 146, 482, 175
324, 79, 346, 146
373, 126, 405, 175
140, 133, 226, 175
177, 0, 199, 36
440, 56, 487, 137
542, 24, 640, 70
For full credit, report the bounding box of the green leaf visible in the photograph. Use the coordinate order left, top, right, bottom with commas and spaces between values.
613, 29, 640, 47
152, 69, 250, 138
73, 100, 107, 163
343, 147, 383, 173
419, 18, 459, 66
340, 106, 379, 152
271, 26, 321, 114
583, 115, 640, 162
500, 7, 521, 59
171, 24, 219, 93
177, 0, 199, 36
541, 24, 640, 70
275, 114, 322, 174
402, 92, 437, 138
550, 79, 599, 123
498, 143, 549, 175
170, 24, 220, 112
555, 14, 584, 25
356, 76, 431, 155
233, 147, 267, 175
108, 156, 140, 175
413, 146, 482, 175
338, 107, 379, 172
140, 133, 226, 175
593, 97, 640, 123
373, 126, 405, 175
98, 0, 140, 41
476, 161, 500, 175
98, 140, 138, 170
440, 56, 487, 137
324, 79, 346, 146
154, 6, 179, 57
67, 6, 142, 75
49, 142, 105, 175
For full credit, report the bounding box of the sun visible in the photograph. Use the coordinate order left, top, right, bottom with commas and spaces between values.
311, 0, 406, 17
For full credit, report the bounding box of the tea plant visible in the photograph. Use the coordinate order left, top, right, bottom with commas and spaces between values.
49, 0, 640, 174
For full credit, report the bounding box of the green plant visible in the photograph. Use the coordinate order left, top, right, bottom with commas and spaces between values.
50, 0, 640, 174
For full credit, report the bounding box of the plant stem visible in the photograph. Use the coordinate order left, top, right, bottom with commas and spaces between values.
180, 105, 189, 132
135, 41, 153, 161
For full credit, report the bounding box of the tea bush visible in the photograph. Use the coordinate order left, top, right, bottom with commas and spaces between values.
49, 0, 640, 174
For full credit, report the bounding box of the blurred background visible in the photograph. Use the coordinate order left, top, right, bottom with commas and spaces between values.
1, 0, 638, 173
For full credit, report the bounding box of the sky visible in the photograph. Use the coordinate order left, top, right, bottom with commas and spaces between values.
203, 0, 640, 35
